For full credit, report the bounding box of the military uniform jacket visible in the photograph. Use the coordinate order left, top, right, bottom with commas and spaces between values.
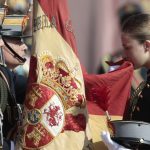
130, 70, 150, 123
0, 65, 27, 139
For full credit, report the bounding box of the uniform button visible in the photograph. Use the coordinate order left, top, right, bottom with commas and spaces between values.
136, 106, 140, 112
147, 84, 150, 88
139, 94, 143, 99
138, 92, 143, 99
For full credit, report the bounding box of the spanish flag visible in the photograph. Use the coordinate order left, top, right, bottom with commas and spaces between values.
17, 0, 92, 149
16, 0, 134, 150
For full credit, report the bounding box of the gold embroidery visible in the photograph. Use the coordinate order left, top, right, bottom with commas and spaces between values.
27, 125, 45, 146
28, 86, 42, 107
38, 54, 85, 109
129, 81, 146, 119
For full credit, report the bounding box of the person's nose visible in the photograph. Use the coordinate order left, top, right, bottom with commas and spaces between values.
20, 43, 28, 51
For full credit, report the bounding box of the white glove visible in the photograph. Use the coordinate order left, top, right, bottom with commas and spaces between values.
101, 131, 131, 150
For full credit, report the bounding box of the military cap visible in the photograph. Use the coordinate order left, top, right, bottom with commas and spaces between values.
0, 14, 30, 38
108, 120, 150, 149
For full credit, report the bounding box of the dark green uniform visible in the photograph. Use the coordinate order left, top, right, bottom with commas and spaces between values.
0, 64, 27, 149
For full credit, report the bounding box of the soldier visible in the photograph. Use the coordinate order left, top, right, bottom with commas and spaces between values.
121, 13, 150, 122
0, 8, 30, 149
102, 13, 150, 150
121, 14, 150, 150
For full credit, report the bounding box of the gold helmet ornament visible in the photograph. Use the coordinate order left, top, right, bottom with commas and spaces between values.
1, 14, 30, 38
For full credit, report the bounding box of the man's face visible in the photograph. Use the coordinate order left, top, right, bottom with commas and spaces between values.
3, 37, 28, 69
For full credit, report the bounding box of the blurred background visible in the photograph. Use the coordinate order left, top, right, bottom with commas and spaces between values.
68, 0, 150, 73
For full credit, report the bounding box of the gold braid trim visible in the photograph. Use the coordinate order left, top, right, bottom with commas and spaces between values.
129, 81, 146, 119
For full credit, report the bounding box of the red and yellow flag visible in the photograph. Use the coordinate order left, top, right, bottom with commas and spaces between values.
16, 0, 134, 150
16, 0, 92, 149
84, 61, 133, 149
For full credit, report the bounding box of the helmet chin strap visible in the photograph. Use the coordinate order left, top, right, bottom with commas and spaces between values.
2, 37, 26, 63
0, 46, 6, 66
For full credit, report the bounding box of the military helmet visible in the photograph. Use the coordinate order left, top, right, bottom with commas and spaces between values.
0, 0, 31, 38
0, 14, 30, 38
0, 5, 31, 65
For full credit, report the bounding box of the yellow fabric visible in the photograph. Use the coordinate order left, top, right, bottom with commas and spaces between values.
17, 1, 92, 150
89, 115, 122, 150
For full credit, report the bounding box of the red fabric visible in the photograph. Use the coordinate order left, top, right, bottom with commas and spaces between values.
37, 0, 134, 117
63, 114, 86, 132
105, 59, 126, 66
84, 61, 133, 116
25, 124, 53, 148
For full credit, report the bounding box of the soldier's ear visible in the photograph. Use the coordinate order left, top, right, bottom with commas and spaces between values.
144, 40, 150, 51
0, 38, 4, 47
